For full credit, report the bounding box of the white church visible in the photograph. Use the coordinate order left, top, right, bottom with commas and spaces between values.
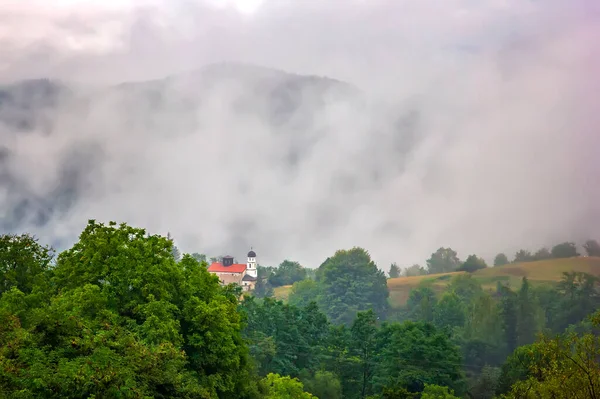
207, 249, 258, 291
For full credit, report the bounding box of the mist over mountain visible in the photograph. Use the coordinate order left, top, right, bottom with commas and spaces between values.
1, 0, 599, 268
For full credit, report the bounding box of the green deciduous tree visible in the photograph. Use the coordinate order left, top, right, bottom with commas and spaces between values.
373, 322, 465, 396
259, 373, 317, 399
458, 254, 487, 273
533, 247, 551, 261
388, 263, 400, 278
493, 253, 509, 266
270, 260, 307, 287
583, 239, 600, 257
550, 242, 580, 258
0, 233, 54, 296
420, 384, 460, 399
513, 249, 533, 263
316, 247, 388, 325
426, 248, 461, 274
0, 220, 256, 398
403, 264, 427, 277
433, 292, 465, 329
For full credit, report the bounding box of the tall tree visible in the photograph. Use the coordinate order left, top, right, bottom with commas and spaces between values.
493, 253, 509, 267
498, 284, 518, 356
351, 310, 378, 398
516, 278, 536, 346
316, 247, 388, 325
458, 255, 487, 273
533, 247, 551, 261
403, 264, 427, 277
388, 263, 401, 278
426, 248, 461, 274
0, 221, 256, 398
269, 260, 307, 287
550, 242, 580, 258
513, 250, 533, 263
0, 233, 54, 296
583, 239, 600, 257
433, 291, 466, 329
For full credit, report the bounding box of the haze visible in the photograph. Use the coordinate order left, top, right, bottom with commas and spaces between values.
1, 0, 599, 269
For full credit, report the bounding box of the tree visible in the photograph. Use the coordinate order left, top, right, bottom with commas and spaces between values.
303, 371, 342, 399
316, 247, 388, 325
493, 253, 509, 266
269, 260, 307, 287
513, 249, 533, 263
433, 292, 465, 329
166, 232, 181, 261
426, 248, 461, 274
0, 221, 256, 398
388, 263, 401, 278
402, 264, 427, 277
469, 366, 500, 399
457, 255, 487, 273
351, 310, 378, 398
583, 239, 600, 257
288, 279, 320, 308
503, 313, 600, 399
498, 284, 518, 356
550, 242, 579, 258
373, 322, 465, 396
420, 384, 460, 399
0, 233, 54, 296
254, 277, 275, 298
533, 247, 551, 261
191, 252, 207, 264
516, 277, 536, 346
406, 286, 437, 322
259, 373, 316, 398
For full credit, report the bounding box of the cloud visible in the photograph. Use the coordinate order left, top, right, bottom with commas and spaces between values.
0, 0, 599, 269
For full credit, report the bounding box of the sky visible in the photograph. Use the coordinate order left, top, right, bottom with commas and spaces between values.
1, 0, 599, 269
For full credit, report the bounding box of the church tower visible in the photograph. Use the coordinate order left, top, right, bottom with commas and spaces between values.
247, 248, 257, 278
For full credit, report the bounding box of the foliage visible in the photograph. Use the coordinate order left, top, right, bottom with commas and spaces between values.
584, 239, 600, 257
0, 221, 256, 398
426, 248, 461, 274
270, 260, 308, 287
259, 373, 317, 398
388, 263, 401, 278
533, 247, 551, 261
0, 233, 54, 296
433, 292, 465, 329
406, 286, 437, 323
288, 279, 320, 308
316, 247, 389, 325
494, 253, 509, 266
302, 371, 342, 399
402, 264, 427, 277
191, 252, 207, 263
550, 241, 580, 258
513, 249, 533, 263
373, 321, 466, 396
458, 254, 487, 273
502, 313, 600, 398
420, 384, 460, 399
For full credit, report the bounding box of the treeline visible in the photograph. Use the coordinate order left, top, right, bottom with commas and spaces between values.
388, 239, 600, 277
2, 221, 600, 398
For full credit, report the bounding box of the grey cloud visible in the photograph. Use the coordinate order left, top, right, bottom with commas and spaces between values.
0, 0, 599, 269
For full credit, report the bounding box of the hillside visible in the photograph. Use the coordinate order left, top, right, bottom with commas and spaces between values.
388, 256, 600, 307
274, 257, 600, 306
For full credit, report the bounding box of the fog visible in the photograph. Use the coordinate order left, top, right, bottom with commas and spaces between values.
0, 0, 599, 269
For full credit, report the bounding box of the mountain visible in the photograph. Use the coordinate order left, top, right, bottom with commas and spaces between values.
1, 63, 409, 244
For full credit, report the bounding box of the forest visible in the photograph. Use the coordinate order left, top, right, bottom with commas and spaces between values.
1, 220, 600, 398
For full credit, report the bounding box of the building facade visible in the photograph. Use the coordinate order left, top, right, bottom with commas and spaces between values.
207, 249, 258, 291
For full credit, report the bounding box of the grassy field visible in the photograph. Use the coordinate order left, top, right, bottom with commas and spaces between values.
387, 257, 600, 307
274, 284, 293, 301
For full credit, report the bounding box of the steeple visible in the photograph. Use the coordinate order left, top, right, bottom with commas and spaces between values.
246, 247, 257, 278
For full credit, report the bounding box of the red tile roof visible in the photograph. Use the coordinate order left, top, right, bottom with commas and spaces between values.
208, 262, 247, 273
